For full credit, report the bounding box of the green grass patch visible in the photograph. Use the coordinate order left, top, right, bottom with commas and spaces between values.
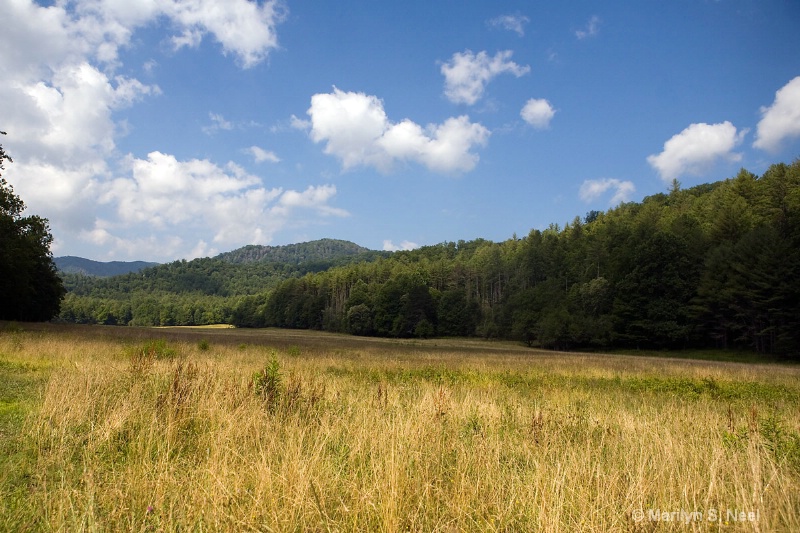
0, 357, 50, 425
605, 347, 796, 364
326, 364, 799, 404
0, 356, 52, 531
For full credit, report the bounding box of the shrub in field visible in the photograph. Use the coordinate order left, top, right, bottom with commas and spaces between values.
129, 339, 177, 374
250, 352, 326, 415
252, 353, 282, 412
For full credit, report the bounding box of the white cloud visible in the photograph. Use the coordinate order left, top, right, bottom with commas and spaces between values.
488, 14, 529, 37
290, 114, 311, 130
0, 0, 288, 260
1, 0, 283, 161
441, 50, 530, 105
579, 178, 635, 205
202, 112, 234, 134
646, 122, 746, 182
79, 227, 192, 261
306, 88, 490, 174
105, 152, 264, 227
247, 146, 281, 163
576, 15, 601, 40
6, 62, 157, 166
520, 98, 556, 129
383, 240, 419, 252
94, 151, 347, 259
275, 184, 349, 217
1, 57, 158, 235
753, 76, 800, 153
163, 0, 286, 68
3, 1, 284, 72
188, 239, 215, 259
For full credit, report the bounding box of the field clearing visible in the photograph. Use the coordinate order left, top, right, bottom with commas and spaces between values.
1, 323, 799, 531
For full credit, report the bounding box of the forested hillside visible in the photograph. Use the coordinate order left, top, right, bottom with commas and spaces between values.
58, 162, 800, 357
247, 161, 800, 357
216, 238, 380, 265
58, 239, 386, 326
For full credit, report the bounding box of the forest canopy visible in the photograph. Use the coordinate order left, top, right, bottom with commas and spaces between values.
58, 161, 800, 358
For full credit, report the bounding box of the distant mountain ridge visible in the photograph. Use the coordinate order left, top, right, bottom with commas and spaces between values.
56, 239, 384, 278
57, 238, 386, 313
215, 238, 383, 265
55, 256, 159, 277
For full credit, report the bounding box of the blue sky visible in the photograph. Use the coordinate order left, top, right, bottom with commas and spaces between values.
2, 0, 800, 261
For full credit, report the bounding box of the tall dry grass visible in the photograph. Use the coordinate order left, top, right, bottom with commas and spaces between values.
1, 324, 799, 531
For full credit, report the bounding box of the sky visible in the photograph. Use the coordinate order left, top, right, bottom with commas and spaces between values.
2, 0, 800, 262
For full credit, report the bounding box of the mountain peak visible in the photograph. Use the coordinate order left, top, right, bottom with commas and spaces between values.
215, 238, 379, 265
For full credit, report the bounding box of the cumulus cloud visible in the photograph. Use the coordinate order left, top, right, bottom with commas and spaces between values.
163, 0, 286, 68
95, 152, 347, 259
520, 98, 556, 129
274, 184, 349, 217
441, 50, 530, 105
579, 178, 635, 205
1, 58, 158, 233
576, 15, 601, 40
6, 63, 157, 165
753, 76, 800, 153
488, 14, 530, 37
305, 88, 490, 174
247, 146, 281, 163
0, 0, 288, 259
4, 0, 284, 72
646, 122, 746, 182
2, 0, 284, 161
383, 240, 420, 252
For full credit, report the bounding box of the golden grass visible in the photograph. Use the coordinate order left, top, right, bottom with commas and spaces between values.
1, 323, 799, 531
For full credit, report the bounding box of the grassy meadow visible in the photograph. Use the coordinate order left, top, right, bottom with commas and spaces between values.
1, 323, 799, 531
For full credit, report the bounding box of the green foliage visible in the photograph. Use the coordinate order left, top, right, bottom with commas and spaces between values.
144, 339, 177, 359
611, 230, 696, 348
437, 289, 480, 337
252, 353, 282, 412
57, 240, 386, 328
0, 353, 50, 528
216, 238, 387, 265
346, 304, 375, 336
0, 134, 65, 322
759, 414, 800, 472
129, 339, 178, 375
257, 160, 800, 358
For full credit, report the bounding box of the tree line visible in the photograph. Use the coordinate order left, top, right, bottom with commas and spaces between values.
56, 160, 800, 358
57, 240, 388, 327
242, 162, 800, 357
